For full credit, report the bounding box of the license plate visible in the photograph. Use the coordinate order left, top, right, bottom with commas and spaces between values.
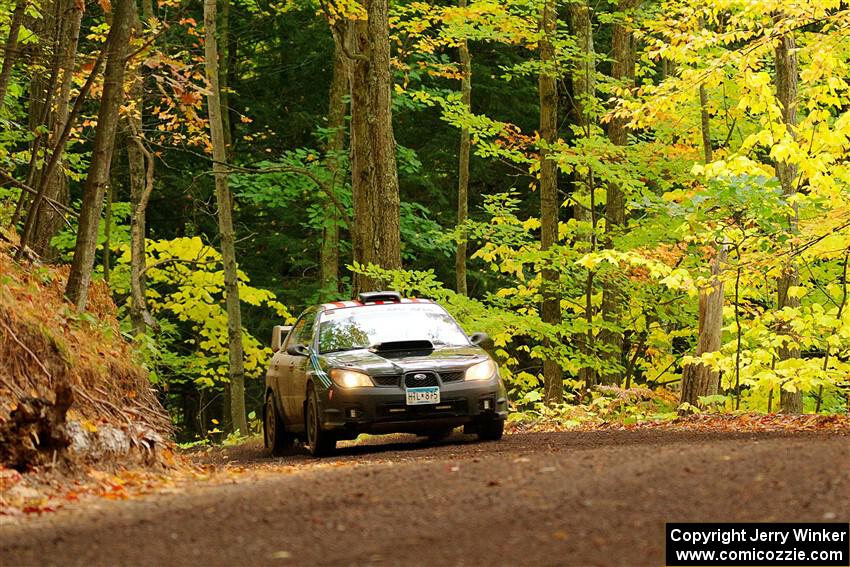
406, 386, 440, 405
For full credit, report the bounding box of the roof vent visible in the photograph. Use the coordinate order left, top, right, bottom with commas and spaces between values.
357, 291, 402, 304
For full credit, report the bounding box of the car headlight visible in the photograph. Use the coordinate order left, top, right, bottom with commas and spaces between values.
329, 369, 373, 388
465, 359, 497, 381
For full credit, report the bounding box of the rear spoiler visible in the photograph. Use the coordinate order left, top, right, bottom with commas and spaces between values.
271, 325, 293, 352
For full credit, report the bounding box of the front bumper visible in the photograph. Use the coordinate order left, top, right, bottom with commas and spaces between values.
319, 378, 508, 437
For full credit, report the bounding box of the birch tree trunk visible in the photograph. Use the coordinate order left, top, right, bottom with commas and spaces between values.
539, 0, 562, 406
65, 0, 133, 309
204, 0, 248, 434
455, 0, 472, 296
774, 31, 803, 414
349, 0, 402, 294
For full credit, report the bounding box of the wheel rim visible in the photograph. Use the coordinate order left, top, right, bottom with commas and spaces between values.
266, 397, 275, 446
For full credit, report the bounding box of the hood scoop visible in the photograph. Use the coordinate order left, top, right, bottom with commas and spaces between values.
370, 340, 434, 355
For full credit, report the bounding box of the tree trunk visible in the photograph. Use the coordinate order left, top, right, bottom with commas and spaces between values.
680, 77, 725, 409
204, 0, 248, 435
539, 0, 561, 406
455, 0, 472, 296
567, 1, 597, 389
127, 128, 155, 337
104, 134, 123, 286
102, 182, 115, 283
14, 22, 109, 255
65, 0, 133, 309
12, 0, 59, 231
127, 0, 153, 336
219, 0, 233, 160
320, 27, 349, 301
567, 2, 594, 128
699, 85, 712, 163
0, 0, 27, 110
774, 31, 802, 414
349, 0, 402, 294
680, 248, 726, 407
598, 0, 638, 386
31, 0, 83, 260
204, 0, 234, 437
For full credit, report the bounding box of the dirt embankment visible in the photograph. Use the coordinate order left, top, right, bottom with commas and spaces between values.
0, 231, 172, 473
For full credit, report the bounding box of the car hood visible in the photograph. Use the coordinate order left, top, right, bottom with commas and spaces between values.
322, 345, 488, 375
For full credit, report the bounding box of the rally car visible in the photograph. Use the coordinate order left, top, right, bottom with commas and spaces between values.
263, 291, 508, 456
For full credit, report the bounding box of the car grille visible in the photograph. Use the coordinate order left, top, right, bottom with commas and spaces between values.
371, 374, 401, 387
439, 371, 464, 383
404, 371, 439, 388
374, 371, 465, 387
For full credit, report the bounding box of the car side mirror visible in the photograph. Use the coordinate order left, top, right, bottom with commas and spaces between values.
286, 343, 310, 357
272, 325, 293, 352
469, 332, 490, 346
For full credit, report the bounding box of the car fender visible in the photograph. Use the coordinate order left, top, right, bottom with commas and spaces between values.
308, 351, 333, 389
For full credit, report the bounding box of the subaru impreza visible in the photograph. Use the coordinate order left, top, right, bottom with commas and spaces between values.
263, 291, 507, 456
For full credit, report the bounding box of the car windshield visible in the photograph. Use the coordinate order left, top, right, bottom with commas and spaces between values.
317, 303, 470, 354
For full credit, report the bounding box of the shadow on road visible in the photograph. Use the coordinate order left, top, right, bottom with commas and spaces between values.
190, 428, 824, 469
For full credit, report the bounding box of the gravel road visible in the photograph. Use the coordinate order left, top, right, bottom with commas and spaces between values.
1, 430, 848, 566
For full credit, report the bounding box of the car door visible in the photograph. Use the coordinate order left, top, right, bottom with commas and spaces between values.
275, 315, 307, 427
284, 311, 316, 427
268, 346, 289, 418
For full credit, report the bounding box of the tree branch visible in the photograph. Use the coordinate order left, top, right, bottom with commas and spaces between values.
140, 257, 217, 276
140, 139, 354, 228
318, 1, 368, 62
0, 170, 78, 220
222, 162, 353, 227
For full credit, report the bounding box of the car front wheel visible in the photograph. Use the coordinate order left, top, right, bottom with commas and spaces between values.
424, 427, 454, 442
477, 416, 504, 441
306, 387, 336, 457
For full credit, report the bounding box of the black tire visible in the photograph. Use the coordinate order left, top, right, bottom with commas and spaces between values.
265, 393, 292, 456
306, 387, 336, 457
477, 417, 504, 441
425, 427, 454, 442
